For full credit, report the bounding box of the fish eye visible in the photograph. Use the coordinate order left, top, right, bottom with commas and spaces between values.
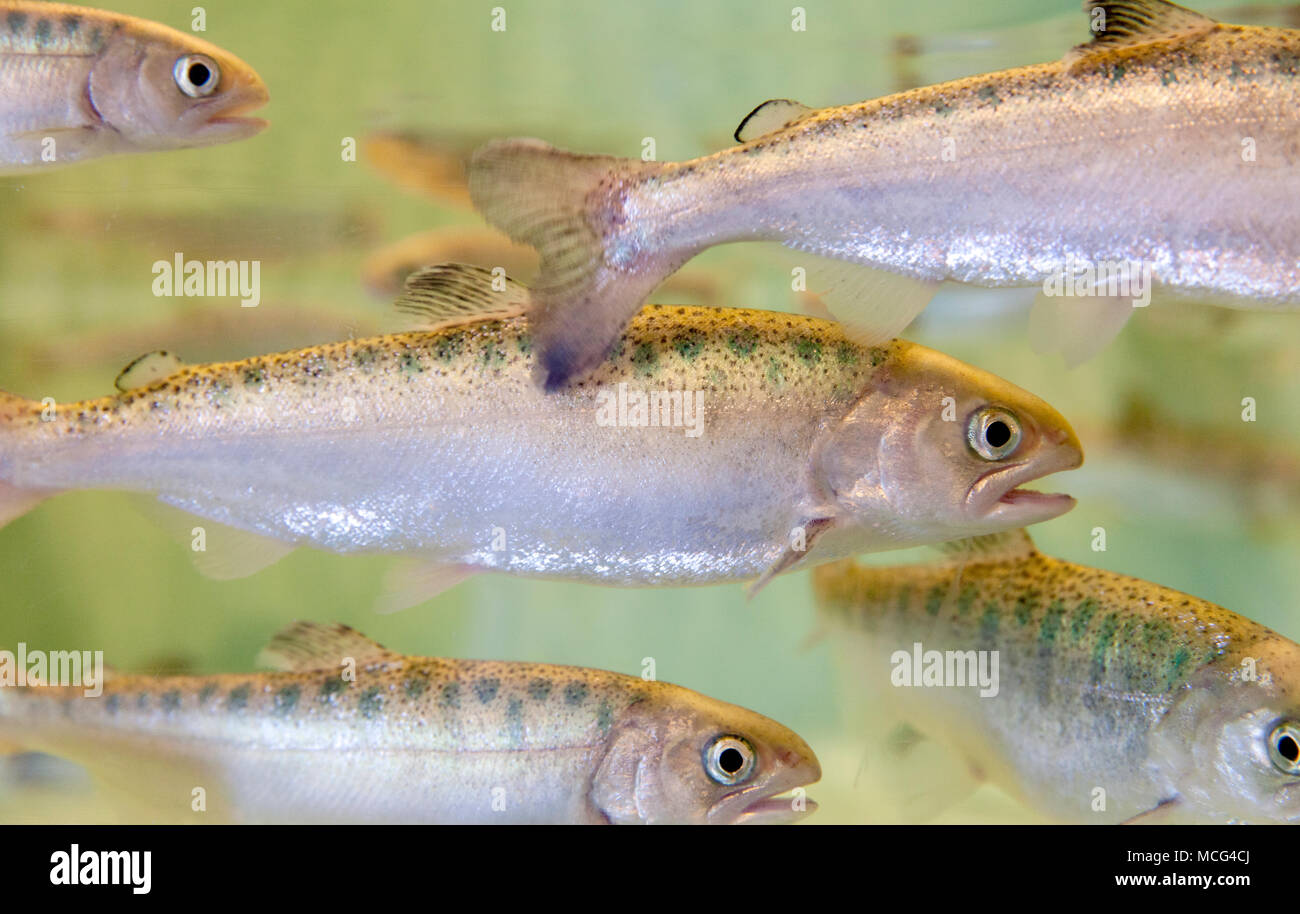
966, 407, 1022, 461
1267, 721, 1300, 775
174, 55, 221, 98
703, 734, 756, 786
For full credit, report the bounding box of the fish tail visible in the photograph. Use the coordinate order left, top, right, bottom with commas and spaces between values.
468, 138, 687, 389
0, 391, 59, 529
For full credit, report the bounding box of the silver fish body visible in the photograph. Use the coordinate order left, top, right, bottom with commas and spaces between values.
469, 0, 1300, 385
0, 622, 820, 824
0, 267, 1082, 592
813, 535, 1300, 823
0, 1, 268, 172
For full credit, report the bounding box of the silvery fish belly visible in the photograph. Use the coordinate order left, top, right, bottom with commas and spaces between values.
812, 532, 1300, 824
468, 0, 1300, 385
0, 622, 821, 824
0, 265, 1082, 596
0, 0, 268, 173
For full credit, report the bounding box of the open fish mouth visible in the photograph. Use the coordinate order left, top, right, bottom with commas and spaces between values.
195, 86, 271, 139
969, 449, 1081, 526
732, 793, 818, 825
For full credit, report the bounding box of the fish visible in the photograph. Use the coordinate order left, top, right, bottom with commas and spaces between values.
812, 530, 1300, 824
0, 264, 1081, 607
0, 0, 268, 173
0, 621, 821, 824
468, 0, 1300, 387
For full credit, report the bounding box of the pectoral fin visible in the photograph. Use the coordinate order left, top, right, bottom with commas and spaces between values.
143, 500, 296, 580
795, 253, 939, 345
1028, 289, 1135, 367
374, 559, 478, 613
747, 516, 836, 598
1120, 795, 1182, 824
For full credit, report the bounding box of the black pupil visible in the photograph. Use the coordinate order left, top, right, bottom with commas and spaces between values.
718, 747, 745, 774
1279, 734, 1299, 762
985, 420, 1011, 449
188, 63, 211, 87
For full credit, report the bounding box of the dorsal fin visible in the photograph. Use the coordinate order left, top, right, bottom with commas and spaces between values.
256, 621, 403, 672
114, 350, 185, 392
394, 263, 530, 331
734, 99, 814, 144
1067, 0, 1217, 65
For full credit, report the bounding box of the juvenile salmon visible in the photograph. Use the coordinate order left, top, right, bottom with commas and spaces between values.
469, 0, 1300, 385
0, 265, 1081, 606
0, 621, 821, 824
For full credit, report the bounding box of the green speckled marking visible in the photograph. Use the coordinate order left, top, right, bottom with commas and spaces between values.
1039, 600, 1065, 647
1109, 63, 1126, 83
1230, 62, 1245, 80
33, 18, 51, 47
433, 333, 464, 362
1069, 598, 1098, 642
895, 585, 912, 616
136, 692, 148, 710
728, 331, 758, 358
527, 678, 551, 702
1090, 614, 1122, 684
358, 687, 383, 719
505, 697, 525, 746
934, 100, 953, 116
198, 683, 217, 705
564, 681, 589, 706
63, 15, 80, 36
978, 85, 1001, 106
835, 341, 857, 365
400, 351, 423, 375
474, 678, 499, 704
766, 356, 785, 387
1164, 646, 1192, 690
226, 685, 250, 712
105, 694, 120, 715
1161, 69, 1178, 85
319, 677, 346, 704
440, 681, 461, 709
630, 342, 657, 377
516, 333, 532, 355
924, 584, 945, 617
479, 342, 506, 369
794, 338, 822, 364
242, 367, 265, 387
597, 701, 614, 736
161, 690, 181, 712
402, 677, 427, 699
979, 604, 1000, 645
1014, 596, 1034, 627
674, 333, 704, 361
273, 685, 300, 715
7, 12, 27, 34
955, 585, 976, 617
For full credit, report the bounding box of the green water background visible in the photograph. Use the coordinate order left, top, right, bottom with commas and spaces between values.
2, 0, 1299, 822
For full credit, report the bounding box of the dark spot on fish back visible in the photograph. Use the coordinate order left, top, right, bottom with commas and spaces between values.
402, 677, 427, 699
161, 690, 182, 712
358, 687, 383, 719
7, 12, 26, 34
198, 683, 218, 705
596, 701, 614, 736
564, 681, 588, 706
227, 685, 250, 711
274, 685, 300, 715
505, 697, 525, 746
440, 681, 461, 709
319, 677, 346, 704
794, 338, 822, 364
527, 678, 552, 702
924, 584, 946, 617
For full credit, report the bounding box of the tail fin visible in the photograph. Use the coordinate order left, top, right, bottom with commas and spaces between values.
0, 391, 57, 528
468, 138, 685, 389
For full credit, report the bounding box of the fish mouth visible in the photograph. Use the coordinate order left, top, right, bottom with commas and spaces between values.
968, 458, 1079, 526
196, 87, 270, 140
732, 793, 819, 825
